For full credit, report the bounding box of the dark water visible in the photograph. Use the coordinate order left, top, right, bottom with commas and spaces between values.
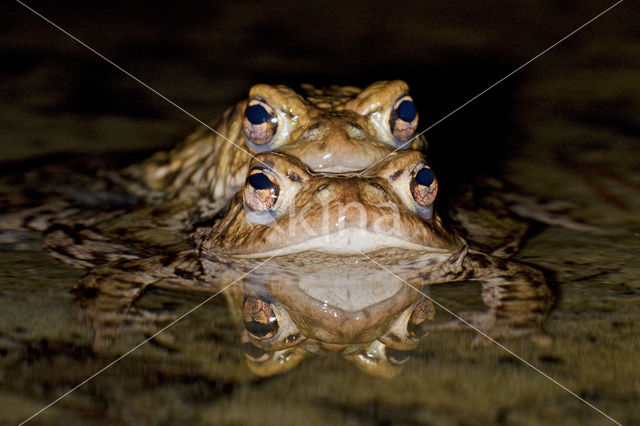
1, 1, 639, 424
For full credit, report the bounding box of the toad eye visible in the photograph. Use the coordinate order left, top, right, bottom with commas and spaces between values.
407, 298, 436, 338
244, 169, 280, 212
243, 296, 279, 339
410, 166, 437, 208
389, 96, 418, 143
244, 100, 278, 146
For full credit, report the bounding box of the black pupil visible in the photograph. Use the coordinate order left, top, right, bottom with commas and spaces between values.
248, 172, 273, 190
416, 168, 434, 186
246, 104, 271, 125
245, 317, 278, 338
396, 100, 417, 122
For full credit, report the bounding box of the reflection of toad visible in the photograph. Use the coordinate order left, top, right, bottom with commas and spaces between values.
239, 282, 436, 378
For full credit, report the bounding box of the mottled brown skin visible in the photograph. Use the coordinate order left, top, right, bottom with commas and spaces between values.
2, 81, 556, 378
118, 80, 423, 210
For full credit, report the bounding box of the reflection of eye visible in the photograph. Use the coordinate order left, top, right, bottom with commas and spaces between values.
410, 166, 437, 207
244, 100, 278, 145
389, 96, 418, 143
243, 297, 279, 339
407, 298, 436, 338
385, 347, 412, 365
244, 169, 280, 212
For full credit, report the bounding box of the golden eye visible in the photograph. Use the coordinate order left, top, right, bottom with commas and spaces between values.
410, 166, 437, 207
389, 96, 418, 143
243, 100, 278, 145
244, 169, 280, 212
243, 296, 279, 340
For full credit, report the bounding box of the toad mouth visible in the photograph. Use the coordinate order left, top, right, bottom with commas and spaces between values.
236, 227, 451, 258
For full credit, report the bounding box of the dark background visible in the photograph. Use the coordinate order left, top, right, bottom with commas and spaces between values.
4, 1, 636, 177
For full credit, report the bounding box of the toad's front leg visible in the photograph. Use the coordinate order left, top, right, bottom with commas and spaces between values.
428, 250, 555, 346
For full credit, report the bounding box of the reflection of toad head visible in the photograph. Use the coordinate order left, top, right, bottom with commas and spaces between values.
238, 281, 435, 378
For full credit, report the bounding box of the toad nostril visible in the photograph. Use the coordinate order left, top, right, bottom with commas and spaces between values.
346, 122, 365, 139
303, 122, 325, 139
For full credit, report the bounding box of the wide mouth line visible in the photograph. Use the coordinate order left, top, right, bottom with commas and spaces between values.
230, 227, 451, 258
